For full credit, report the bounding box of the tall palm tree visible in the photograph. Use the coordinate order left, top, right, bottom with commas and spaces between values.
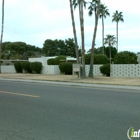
112, 10, 124, 52
88, 0, 101, 78
104, 35, 116, 64
69, 0, 79, 64
99, 4, 110, 54
73, 0, 87, 77
0, 0, 4, 73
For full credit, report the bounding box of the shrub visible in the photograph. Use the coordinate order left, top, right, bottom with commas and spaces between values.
30, 62, 42, 74
47, 58, 55, 65
94, 54, 109, 64
54, 56, 66, 65
22, 62, 32, 73
114, 51, 137, 64
85, 54, 91, 64
85, 54, 108, 64
59, 62, 72, 75
100, 63, 110, 76
14, 62, 23, 73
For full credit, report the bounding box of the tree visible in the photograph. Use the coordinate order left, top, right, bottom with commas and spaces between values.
87, 46, 102, 54
104, 35, 116, 64
2, 42, 42, 59
112, 10, 124, 52
88, 0, 101, 77
73, 0, 87, 77
0, 0, 4, 73
69, 0, 79, 63
64, 38, 76, 57
104, 46, 117, 61
43, 38, 76, 57
6, 42, 27, 55
99, 4, 110, 54
43, 39, 57, 56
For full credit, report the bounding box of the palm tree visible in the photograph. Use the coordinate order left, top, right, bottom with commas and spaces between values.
104, 35, 116, 64
112, 10, 124, 52
88, 0, 101, 78
73, 0, 87, 77
69, 0, 79, 64
0, 0, 4, 73
99, 4, 110, 54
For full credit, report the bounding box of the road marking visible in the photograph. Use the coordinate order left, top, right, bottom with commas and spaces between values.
0, 90, 40, 98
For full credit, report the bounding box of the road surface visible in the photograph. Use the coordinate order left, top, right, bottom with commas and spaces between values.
0, 79, 139, 140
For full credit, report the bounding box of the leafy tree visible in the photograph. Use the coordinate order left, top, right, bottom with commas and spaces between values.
0, 0, 4, 73
64, 38, 76, 57
99, 4, 110, 54
6, 42, 27, 55
114, 51, 137, 64
112, 10, 124, 52
69, 0, 79, 63
104, 35, 116, 64
1, 41, 11, 51
43, 39, 55, 56
88, 0, 101, 77
2, 42, 42, 59
104, 46, 117, 62
43, 38, 76, 57
87, 47, 102, 54
43, 39, 66, 56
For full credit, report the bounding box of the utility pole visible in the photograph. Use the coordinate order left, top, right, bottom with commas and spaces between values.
0, 0, 5, 73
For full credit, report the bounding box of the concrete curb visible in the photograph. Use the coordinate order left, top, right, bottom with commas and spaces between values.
0, 78, 140, 91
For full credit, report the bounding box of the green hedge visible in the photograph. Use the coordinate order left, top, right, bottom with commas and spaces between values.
30, 62, 42, 74
54, 56, 66, 65
47, 56, 66, 65
14, 62, 23, 73
85, 54, 109, 64
47, 58, 55, 65
22, 62, 32, 73
59, 62, 72, 75
100, 64, 110, 76
114, 51, 137, 64
94, 54, 109, 64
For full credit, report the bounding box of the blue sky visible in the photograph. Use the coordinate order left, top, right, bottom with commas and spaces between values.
0, 0, 140, 53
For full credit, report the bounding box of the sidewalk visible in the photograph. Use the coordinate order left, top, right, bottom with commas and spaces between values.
0, 73, 140, 87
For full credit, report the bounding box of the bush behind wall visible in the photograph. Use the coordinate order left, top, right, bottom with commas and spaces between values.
14, 62, 23, 73
30, 62, 42, 74
100, 63, 110, 76
22, 62, 32, 73
59, 62, 72, 75
85, 54, 109, 64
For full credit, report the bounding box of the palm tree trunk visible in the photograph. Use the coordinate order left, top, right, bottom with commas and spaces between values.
0, 0, 4, 73
102, 16, 104, 54
79, 0, 85, 77
109, 44, 111, 64
69, 0, 79, 63
88, 0, 100, 78
116, 22, 118, 52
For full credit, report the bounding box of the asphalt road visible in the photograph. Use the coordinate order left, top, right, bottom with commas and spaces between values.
0, 79, 140, 140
